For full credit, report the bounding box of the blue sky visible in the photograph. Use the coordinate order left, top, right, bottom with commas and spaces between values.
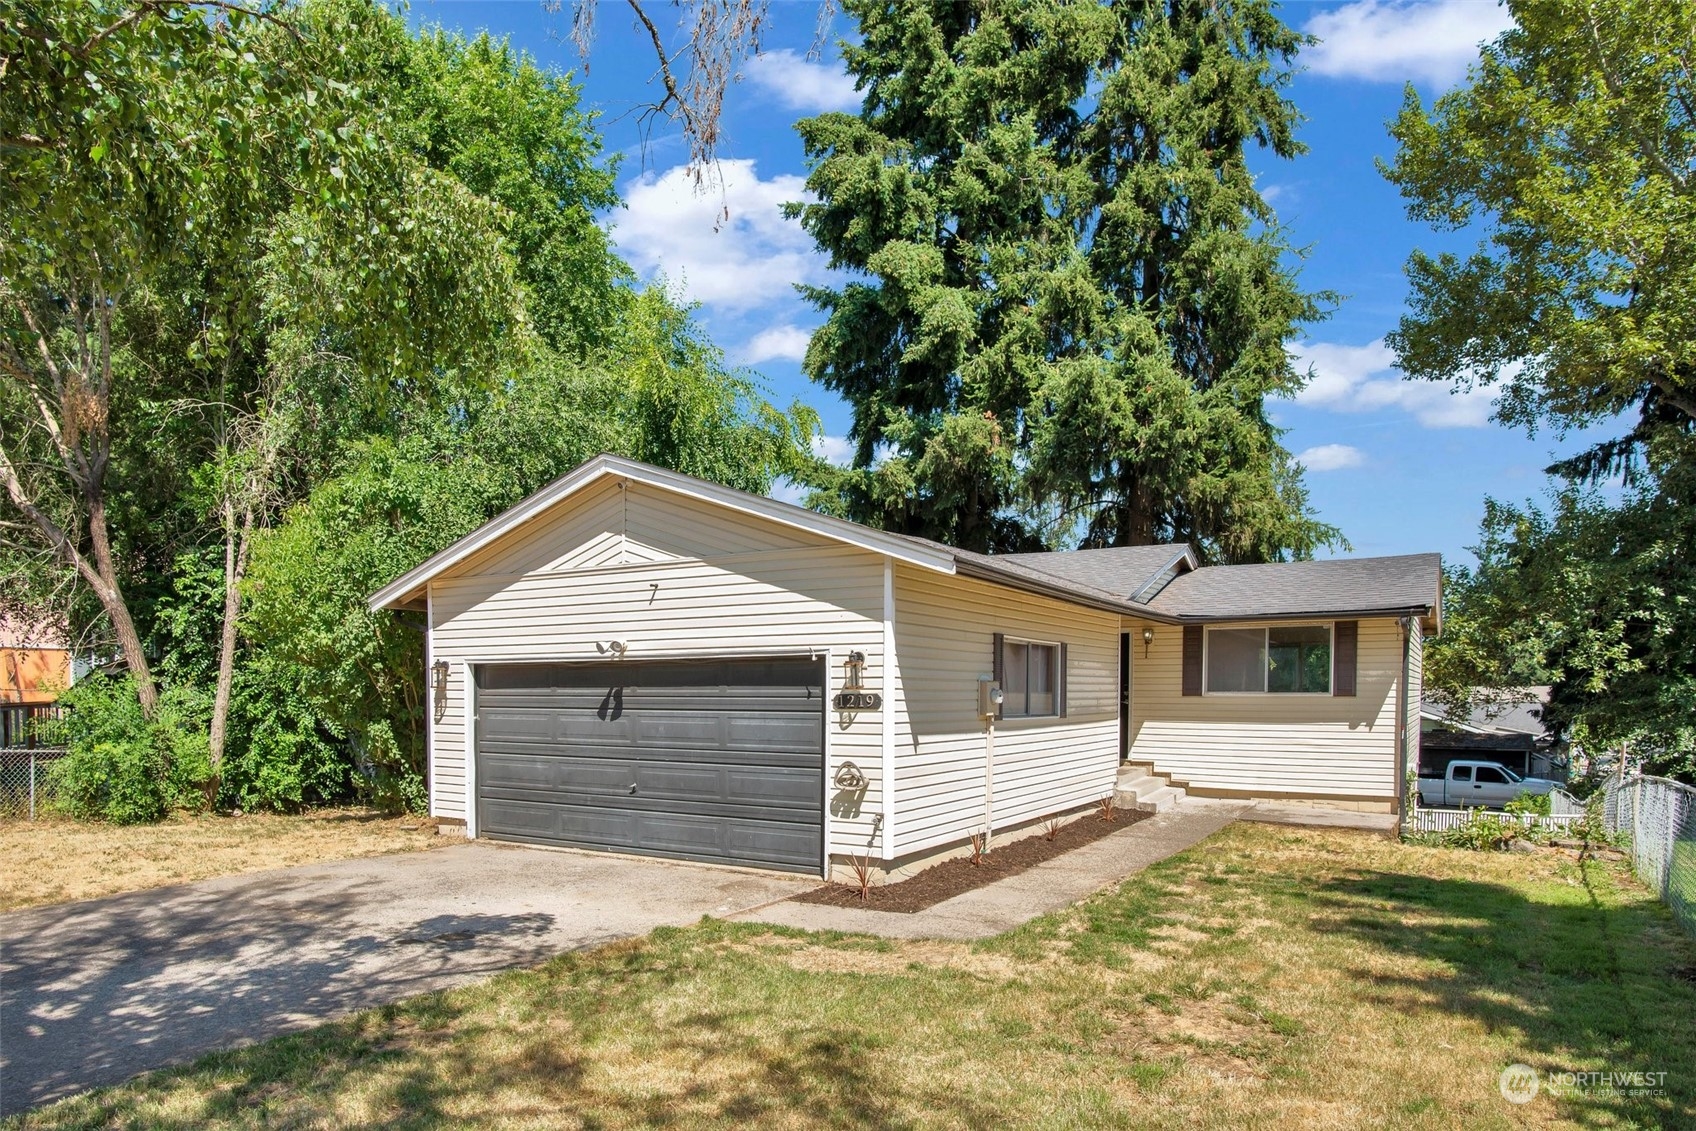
411, 0, 1591, 567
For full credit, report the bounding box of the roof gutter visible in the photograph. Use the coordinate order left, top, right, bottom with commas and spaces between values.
1156, 605, 1436, 625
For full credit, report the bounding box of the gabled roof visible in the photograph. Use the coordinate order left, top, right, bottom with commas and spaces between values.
368, 454, 1442, 630
1146, 554, 1443, 627
998, 545, 1197, 604
1423, 688, 1550, 736
367, 454, 960, 612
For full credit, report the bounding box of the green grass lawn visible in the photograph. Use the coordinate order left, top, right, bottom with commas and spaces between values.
13, 824, 1696, 1130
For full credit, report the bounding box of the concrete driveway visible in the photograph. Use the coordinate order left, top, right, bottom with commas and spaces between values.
0, 842, 812, 1116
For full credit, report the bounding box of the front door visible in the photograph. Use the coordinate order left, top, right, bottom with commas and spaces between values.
1118, 632, 1131, 761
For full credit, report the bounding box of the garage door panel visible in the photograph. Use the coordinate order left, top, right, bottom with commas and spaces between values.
479, 753, 640, 796
482, 797, 639, 844
630, 710, 821, 753
485, 742, 817, 771
474, 657, 824, 872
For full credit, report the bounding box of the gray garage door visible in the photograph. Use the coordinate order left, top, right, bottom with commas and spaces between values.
474, 657, 825, 873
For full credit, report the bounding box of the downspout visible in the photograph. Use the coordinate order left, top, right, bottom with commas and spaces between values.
1396, 616, 1413, 822
983, 716, 996, 849
882, 558, 896, 862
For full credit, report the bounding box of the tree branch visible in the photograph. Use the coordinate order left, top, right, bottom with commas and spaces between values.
1582, 1, 1690, 192
0, 444, 110, 600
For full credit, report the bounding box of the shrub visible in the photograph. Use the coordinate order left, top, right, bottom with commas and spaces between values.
1407, 808, 1550, 852
1505, 790, 1552, 817
48, 677, 212, 824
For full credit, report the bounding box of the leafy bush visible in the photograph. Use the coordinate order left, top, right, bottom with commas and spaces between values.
48, 677, 213, 824
1505, 790, 1552, 817
218, 657, 353, 813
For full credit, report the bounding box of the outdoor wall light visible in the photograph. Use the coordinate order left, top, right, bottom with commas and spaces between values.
844, 650, 866, 689
430, 659, 449, 714
1142, 627, 1155, 658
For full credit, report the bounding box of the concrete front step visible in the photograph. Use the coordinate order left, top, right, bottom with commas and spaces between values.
1112, 763, 1188, 812
1135, 785, 1187, 812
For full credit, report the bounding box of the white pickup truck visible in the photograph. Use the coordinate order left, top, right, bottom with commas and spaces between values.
1417, 761, 1560, 809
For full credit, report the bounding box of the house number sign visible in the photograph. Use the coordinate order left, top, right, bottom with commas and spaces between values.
832, 691, 882, 711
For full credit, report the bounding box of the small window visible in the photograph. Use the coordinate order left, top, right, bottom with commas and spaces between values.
1474, 766, 1508, 785
1452, 765, 1473, 782
1205, 625, 1332, 694
1001, 638, 1061, 718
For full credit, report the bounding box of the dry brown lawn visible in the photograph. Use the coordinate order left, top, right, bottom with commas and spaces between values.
0, 809, 443, 911
11, 822, 1696, 1129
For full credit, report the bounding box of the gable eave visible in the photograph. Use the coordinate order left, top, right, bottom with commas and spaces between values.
367, 454, 958, 612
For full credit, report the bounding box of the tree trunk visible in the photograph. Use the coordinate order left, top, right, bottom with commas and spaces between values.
85, 489, 159, 717
0, 443, 157, 716
207, 497, 254, 782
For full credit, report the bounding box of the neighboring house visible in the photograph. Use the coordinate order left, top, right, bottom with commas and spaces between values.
1420, 687, 1566, 781
0, 616, 72, 708
371, 455, 1441, 879
0, 615, 75, 752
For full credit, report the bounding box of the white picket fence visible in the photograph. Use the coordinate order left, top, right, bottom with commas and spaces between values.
1404, 804, 1586, 836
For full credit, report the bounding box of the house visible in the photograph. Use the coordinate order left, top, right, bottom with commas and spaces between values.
1420, 687, 1566, 781
0, 615, 75, 753
0, 616, 72, 708
370, 455, 1441, 879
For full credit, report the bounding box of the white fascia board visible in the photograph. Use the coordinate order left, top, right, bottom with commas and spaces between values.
368, 454, 957, 611
1128, 545, 1200, 604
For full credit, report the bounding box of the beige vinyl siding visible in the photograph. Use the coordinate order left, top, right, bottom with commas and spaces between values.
891, 563, 1120, 858
429, 661, 468, 818
1127, 617, 1403, 800
425, 487, 890, 855
448, 477, 841, 580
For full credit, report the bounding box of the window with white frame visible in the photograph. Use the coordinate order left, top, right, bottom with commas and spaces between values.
1000, 637, 1062, 718
1204, 624, 1331, 694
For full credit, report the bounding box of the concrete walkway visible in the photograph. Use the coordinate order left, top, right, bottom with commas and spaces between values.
0, 843, 810, 1117
735, 799, 1250, 940
1241, 802, 1398, 833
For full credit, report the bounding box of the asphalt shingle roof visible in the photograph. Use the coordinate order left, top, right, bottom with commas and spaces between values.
1145, 553, 1442, 621
997, 545, 1194, 602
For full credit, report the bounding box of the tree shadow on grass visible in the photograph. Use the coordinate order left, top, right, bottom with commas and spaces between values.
0, 874, 564, 1119
1308, 863, 1696, 1126
37, 944, 1012, 1131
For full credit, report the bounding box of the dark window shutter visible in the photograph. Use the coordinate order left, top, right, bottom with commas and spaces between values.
992, 632, 1005, 720
1182, 625, 1203, 696
1057, 643, 1068, 717
1334, 621, 1358, 697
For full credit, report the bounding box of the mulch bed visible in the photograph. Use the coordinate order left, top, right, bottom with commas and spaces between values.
793, 807, 1152, 914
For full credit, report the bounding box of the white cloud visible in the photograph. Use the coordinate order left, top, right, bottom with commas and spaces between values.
768, 477, 810, 507
744, 49, 860, 112
1292, 337, 1497, 427
611, 159, 821, 312
739, 324, 814, 365
1294, 443, 1367, 472
1303, 0, 1514, 87
812, 433, 854, 465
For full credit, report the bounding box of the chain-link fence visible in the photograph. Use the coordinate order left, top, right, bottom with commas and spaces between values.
0, 705, 69, 819
0, 748, 66, 819
1603, 775, 1696, 937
